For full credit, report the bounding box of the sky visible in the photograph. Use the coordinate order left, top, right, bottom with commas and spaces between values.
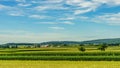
0, 0, 120, 43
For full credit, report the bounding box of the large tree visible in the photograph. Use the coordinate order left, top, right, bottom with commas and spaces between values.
78, 47, 86, 52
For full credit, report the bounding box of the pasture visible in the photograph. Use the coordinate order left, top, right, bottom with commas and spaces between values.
0, 61, 120, 68
0, 46, 120, 68
0, 46, 120, 61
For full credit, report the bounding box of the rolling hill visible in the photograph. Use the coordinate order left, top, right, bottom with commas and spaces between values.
1, 38, 120, 46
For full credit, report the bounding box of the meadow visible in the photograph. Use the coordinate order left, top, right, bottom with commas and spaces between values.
0, 46, 120, 68
0, 61, 120, 68
0, 46, 120, 61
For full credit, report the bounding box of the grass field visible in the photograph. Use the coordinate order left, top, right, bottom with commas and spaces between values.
0, 47, 120, 61
0, 46, 120, 68
0, 61, 120, 68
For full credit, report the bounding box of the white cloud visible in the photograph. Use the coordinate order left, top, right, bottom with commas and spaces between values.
49, 26, 65, 30
59, 17, 75, 20
43, 0, 63, 3
36, 21, 74, 25
78, 16, 89, 20
31, 1, 38, 4
93, 0, 120, 6
114, 0, 120, 5
0, 0, 120, 26
0, 4, 9, 10
61, 21, 74, 25
91, 12, 120, 25
1, 0, 120, 16
34, 6, 49, 11
31, 0, 63, 4
59, 15, 89, 21
7, 11, 24, 16
66, 0, 99, 15
0, 4, 25, 16
74, 8, 93, 15
62, 12, 120, 26
66, 0, 120, 15
34, 4, 68, 11
36, 22, 58, 25
0, 4, 6, 9
18, 3, 31, 7
66, 0, 84, 5
16, 0, 26, 3
29, 15, 49, 19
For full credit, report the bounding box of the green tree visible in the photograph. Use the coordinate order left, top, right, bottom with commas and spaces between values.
79, 44, 84, 46
78, 47, 86, 52
98, 45, 108, 51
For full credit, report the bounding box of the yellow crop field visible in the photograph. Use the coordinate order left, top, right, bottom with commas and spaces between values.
0, 61, 120, 68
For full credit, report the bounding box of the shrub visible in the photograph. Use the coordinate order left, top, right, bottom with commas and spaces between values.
98, 45, 108, 51
78, 47, 86, 52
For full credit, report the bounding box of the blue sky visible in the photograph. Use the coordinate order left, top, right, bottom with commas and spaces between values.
0, 0, 120, 43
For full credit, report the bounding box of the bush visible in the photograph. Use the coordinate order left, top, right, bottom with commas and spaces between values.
78, 47, 86, 52
98, 45, 108, 51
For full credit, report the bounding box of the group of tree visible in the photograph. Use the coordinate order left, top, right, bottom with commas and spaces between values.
0, 45, 18, 48
78, 47, 86, 52
78, 44, 108, 52
0, 42, 109, 51
98, 45, 108, 51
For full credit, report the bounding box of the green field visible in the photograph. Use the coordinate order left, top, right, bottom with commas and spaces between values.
0, 46, 120, 61
0, 61, 120, 68
0, 46, 120, 68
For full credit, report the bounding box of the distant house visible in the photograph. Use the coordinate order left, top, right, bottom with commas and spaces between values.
40, 45, 49, 48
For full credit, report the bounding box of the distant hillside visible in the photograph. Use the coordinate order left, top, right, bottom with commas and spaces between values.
40, 41, 81, 45
39, 38, 120, 45
81, 38, 120, 44
2, 38, 120, 46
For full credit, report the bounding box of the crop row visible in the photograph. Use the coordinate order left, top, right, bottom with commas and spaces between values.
0, 56, 120, 61
0, 52, 120, 56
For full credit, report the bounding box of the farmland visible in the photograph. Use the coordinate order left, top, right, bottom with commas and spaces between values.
0, 61, 120, 68
0, 46, 120, 68
0, 46, 120, 61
